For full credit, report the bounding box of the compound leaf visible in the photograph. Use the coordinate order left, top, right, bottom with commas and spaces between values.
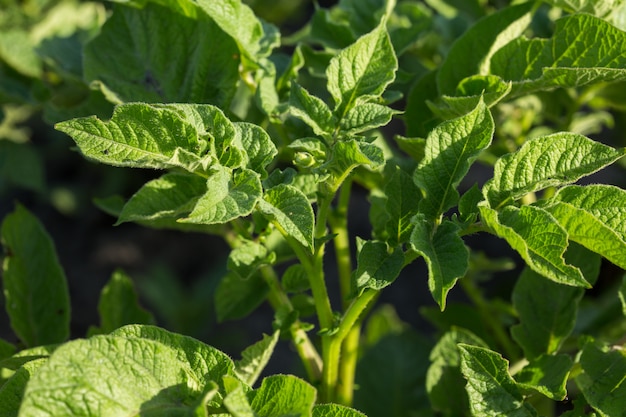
1, 205, 70, 347
483, 133, 625, 208
410, 216, 469, 310
414, 99, 494, 220
84, 3, 239, 106
479, 205, 588, 287
491, 14, 626, 97
459, 344, 538, 417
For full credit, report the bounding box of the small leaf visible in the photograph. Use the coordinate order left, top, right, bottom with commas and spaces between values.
353, 240, 405, 292
437, 3, 533, 95
249, 375, 317, 417
577, 338, 626, 417
234, 122, 277, 178
235, 331, 279, 387
118, 172, 207, 224
228, 240, 273, 281
257, 184, 315, 252
491, 14, 626, 97
325, 139, 384, 191
337, 0, 392, 36
458, 184, 483, 223
339, 103, 400, 136
216, 273, 268, 322
313, 404, 367, 417
384, 167, 422, 246
55, 103, 207, 171
96, 269, 155, 334
282, 264, 310, 293
515, 354, 572, 401
542, 184, 626, 270
479, 204, 588, 287
84, 3, 240, 105
289, 83, 335, 137
458, 344, 538, 417
327, 20, 397, 116
181, 168, 262, 225
0, 358, 46, 417
1, 205, 70, 347
483, 133, 625, 208
414, 99, 494, 220
308, 8, 356, 50
543, 0, 625, 18
410, 216, 469, 310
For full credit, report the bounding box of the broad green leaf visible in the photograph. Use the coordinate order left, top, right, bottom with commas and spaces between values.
181, 168, 262, 225
384, 167, 421, 246
235, 331, 279, 387
195, 0, 279, 67
577, 338, 626, 417
393, 135, 426, 162
490, 14, 626, 97
405, 70, 440, 138
313, 404, 366, 417
228, 240, 273, 281
257, 184, 315, 252
223, 380, 255, 417
437, 3, 533, 95
430, 75, 512, 119
249, 375, 316, 417
479, 205, 588, 287
233, 122, 277, 178
458, 344, 538, 417
426, 328, 488, 416
308, 9, 356, 50
543, 0, 625, 18
327, 20, 397, 116
55, 103, 210, 172
20, 325, 236, 416
118, 172, 207, 224
0, 358, 46, 417
541, 185, 626, 270
483, 132, 625, 208
338, 0, 393, 36
354, 331, 432, 417
515, 354, 572, 401
96, 269, 155, 334
0, 30, 41, 78
84, 3, 239, 106
353, 240, 404, 292
216, 273, 268, 322
410, 216, 469, 310
339, 103, 400, 136
511, 244, 601, 359
414, 100, 494, 220
282, 264, 310, 293
0, 346, 56, 372
1, 205, 70, 347
289, 82, 336, 137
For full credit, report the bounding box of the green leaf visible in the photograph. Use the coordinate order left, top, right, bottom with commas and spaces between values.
282, 264, 310, 293
95, 269, 155, 334
479, 204, 588, 287
384, 167, 421, 246
414, 99, 494, 220
458, 344, 538, 417
118, 172, 207, 224
257, 184, 315, 252
289, 82, 336, 137
228, 240, 274, 281
338, 0, 393, 36
313, 404, 367, 417
483, 133, 625, 208
354, 331, 432, 417
577, 338, 626, 417
55, 103, 209, 172
216, 273, 268, 322
84, 3, 240, 106
353, 240, 404, 292
235, 331, 279, 387
249, 375, 316, 417
541, 185, 626, 270
458, 184, 483, 223
324, 139, 384, 192
620, 275, 626, 316
0, 141, 44, 193
234, 122, 277, 179
490, 14, 626, 97
339, 103, 400, 136
327, 19, 397, 116
0, 358, 46, 417
181, 168, 262, 225
1, 205, 70, 347
20, 325, 236, 416
308, 9, 356, 50
437, 3, 533, 95
223, 379, 255, 417
543, 0, 626, 18
410, 216, 469, 310
426, 328, 488, 416
515, 354, 572, 401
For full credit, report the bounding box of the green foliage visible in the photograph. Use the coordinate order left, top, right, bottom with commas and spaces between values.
2, 0, 626, 415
